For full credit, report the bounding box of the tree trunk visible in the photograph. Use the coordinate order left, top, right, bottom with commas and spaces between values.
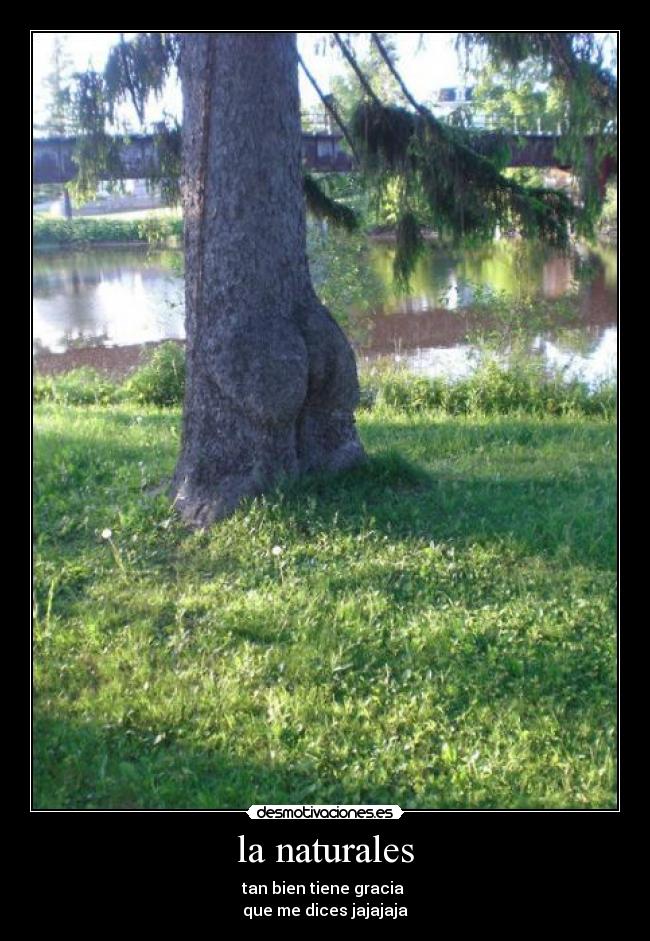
171, 33, 364, 527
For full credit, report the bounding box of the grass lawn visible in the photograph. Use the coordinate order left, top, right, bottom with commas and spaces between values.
33, 401, 617, 809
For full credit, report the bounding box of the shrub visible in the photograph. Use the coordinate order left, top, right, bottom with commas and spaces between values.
33, 349, 615, 418
33, 367, 119, 405
33, 215, 183, 247
358, 359, 616, 419
124, 342, 186, 406
135, 215, 183, 245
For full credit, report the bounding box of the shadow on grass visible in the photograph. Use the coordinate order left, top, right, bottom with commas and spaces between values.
33, 414, 616, 810
34, 416, 615, 573
274, 443, 615, 570
33, 713, 317, 810
34, 641, 615, 811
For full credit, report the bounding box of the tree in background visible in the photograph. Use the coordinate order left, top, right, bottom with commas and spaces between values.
38, 36, 75, 135
467, 59, 564, 133
458, 32, 617, 227
35, 36, 76, 217
329, 33, 401, 126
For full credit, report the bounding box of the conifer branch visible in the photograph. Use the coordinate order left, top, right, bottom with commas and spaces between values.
332, 33, 383, 108
297, 52, 360, 163
370, 32, 427, 118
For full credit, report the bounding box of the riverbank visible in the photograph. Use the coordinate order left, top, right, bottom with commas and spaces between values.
33, 396, 616, 809
33, 215, 183, 249
34, 345, 616, 418
33, 341, 181, 379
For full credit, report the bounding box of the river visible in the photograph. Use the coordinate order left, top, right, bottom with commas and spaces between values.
33, 235, 617, 387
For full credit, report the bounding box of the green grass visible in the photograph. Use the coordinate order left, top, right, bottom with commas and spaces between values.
33, 400, 616, 809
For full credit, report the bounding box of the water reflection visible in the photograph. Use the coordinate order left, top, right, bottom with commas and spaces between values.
33, 239, 617, 386
33, 249, 185, 353
360, 240, 617, 387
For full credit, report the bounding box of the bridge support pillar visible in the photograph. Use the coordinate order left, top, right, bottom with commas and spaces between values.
61, 187, 72, 219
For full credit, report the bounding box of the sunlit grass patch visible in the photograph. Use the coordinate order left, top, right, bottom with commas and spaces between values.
33, 401, 616, 809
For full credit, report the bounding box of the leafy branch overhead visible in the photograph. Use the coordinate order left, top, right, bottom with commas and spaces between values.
66, 30, 616, 278
350, 99, 575, 281
459, 32, 617, 217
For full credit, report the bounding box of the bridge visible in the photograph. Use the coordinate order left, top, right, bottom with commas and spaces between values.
33, 130, 610, 186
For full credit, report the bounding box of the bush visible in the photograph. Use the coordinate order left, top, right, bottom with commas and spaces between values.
135, 216, 183, 245
358, 359, 616, 419
33, 367, 120, 405
33, 215, 183, 247
123, 342, 186, 406
33, 348, 615, 418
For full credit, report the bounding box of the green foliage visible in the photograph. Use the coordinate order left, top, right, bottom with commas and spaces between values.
33, 399, 616, 808
307, 223, 385, 337
38, 36, 75, 136
134, 215, 181, 245
103, 33, 179, 124
33, 368, 121, 406
351, 100, 575, 269
33, 215, 182, 247
303, 173, 359, 231
393, 210, 425, 286
70, 34, 179, 204
459, 32, 617, 231
468, 59, 563, 134
70, 71, 126, 203
62, 31, 615, 263
149, 123, 182, 206
598, 178, 617, 241
359, 360, 616, 419
123, 342, 186, 406
329, 32, 402, 126
34, 349, 615, 421
461, 280, 584, 348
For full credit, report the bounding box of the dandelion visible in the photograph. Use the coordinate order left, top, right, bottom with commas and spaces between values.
100, 527, 125, 572
271, 545, 285, 583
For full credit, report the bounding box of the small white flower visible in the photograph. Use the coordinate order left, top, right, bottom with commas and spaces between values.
101, 528, 112, 540
271, 545, 283, 557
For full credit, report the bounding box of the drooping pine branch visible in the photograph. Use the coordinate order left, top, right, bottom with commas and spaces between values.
351, 99, 575, 279
104, 32, 178, 124
118, 33, 145, 124
460, 32, 617, 115
333, 33, 384, 108
459, 31, 617, 227
69, 70, 124, 202
303, 173, 359, 231
370, 32, 425, 117
70, 33, 179, 204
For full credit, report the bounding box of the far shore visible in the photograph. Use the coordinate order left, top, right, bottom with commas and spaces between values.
33, 340, 185, 379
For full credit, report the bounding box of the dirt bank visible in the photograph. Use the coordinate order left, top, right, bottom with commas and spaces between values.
33, 340, 185, 379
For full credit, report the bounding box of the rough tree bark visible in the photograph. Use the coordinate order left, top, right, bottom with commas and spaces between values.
170, 32, 365, 527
